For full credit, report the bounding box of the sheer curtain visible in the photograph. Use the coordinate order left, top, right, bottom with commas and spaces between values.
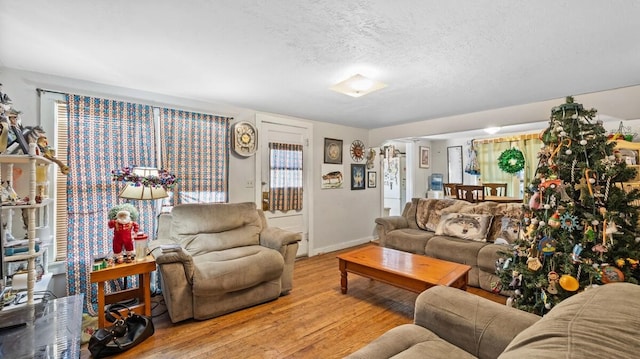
269, 142, 303, 211
518, 137, 544, 196
477, 141, 514, 195
66, 95, 156, 314
159, 109, 230, 205
477, 136, 543, 197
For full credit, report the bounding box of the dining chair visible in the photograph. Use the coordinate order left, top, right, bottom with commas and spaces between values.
484, 183, 508, 197
443, 183, 459, 197
455, 185, 485, 203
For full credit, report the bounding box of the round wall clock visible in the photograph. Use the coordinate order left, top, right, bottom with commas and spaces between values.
350, 140, 365, 162
231, 121, 258, 157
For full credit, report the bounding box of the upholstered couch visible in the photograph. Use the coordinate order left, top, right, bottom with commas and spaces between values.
375, 198, 523, 294
149, 202, 301, 323
345, 282, 640, 358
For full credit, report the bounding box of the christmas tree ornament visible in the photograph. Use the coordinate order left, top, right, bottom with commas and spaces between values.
547, 271, 560, 295
527, 256, 542, 271
580, 139, 587, 146
583, 225, 595, 242
538, 236, 556, 256
571, 244, 583, 263
560, 213, 581, 232
600, 265, 624, 283
548, 212, 561, 228
559, 274, 579, 291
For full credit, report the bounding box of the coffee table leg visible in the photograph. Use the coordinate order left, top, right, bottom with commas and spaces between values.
339, 259, 348, 294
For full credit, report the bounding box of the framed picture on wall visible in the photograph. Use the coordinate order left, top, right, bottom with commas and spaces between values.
324, 138, 343, 164
419, 146, 430, 168
447, 146, 463, 184
367, 171, 377, 188
351, 164, 366, 190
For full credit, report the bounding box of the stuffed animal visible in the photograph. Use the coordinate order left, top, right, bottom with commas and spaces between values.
108, 210, 139, 263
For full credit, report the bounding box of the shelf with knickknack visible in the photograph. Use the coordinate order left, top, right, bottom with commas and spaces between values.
612, 140, 640, 209
1, 154, 53, 305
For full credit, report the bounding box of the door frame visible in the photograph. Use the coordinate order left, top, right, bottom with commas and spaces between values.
255, 113, 314, 257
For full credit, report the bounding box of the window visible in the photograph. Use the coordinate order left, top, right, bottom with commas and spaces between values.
269, 142, 303, 211
60, 94, 230, 314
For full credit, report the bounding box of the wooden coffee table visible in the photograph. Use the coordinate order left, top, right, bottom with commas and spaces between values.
337, 245, 471, 294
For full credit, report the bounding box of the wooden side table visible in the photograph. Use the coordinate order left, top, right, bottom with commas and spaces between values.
90, 256, 156, 328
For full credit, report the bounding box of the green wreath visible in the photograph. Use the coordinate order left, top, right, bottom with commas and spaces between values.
498, 148, 525, 174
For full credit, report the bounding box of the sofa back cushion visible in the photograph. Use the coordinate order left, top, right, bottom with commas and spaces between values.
500, 282, 640, 358
415, 198, 469, 231
170, 202, 263, 255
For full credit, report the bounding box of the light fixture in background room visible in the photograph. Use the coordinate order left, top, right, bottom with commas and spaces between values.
330, 74, 387, 98
112, 166, 176, 260
484, 126, 501, 135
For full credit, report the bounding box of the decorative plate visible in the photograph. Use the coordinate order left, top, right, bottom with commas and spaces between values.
350, 140, 365, 162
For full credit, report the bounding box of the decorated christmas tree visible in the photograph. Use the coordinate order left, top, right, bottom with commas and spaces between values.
498, 96, 640, 314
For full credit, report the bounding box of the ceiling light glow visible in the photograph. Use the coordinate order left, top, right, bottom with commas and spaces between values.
330, 74, 387, 98
484, 126, 501, 135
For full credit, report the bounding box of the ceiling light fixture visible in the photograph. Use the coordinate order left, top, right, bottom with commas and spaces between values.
330, 74, 387, 98
484, 126, 501, 135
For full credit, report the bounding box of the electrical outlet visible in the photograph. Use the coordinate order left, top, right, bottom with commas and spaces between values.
245, 179, 254, 188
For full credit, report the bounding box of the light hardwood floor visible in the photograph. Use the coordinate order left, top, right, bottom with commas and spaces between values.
81, 245, 504, 358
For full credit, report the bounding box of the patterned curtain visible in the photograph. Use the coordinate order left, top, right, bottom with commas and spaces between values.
269, 142, 303, 211
66, 95, 156, 314
159, 109, 230, 205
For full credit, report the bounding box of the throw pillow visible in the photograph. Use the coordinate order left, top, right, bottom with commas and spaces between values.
435, 212, 494, 241
494, 217, 521, 245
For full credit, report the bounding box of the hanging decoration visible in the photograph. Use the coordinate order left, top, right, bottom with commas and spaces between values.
465, 141, 481, 175
497, 148, 525, 174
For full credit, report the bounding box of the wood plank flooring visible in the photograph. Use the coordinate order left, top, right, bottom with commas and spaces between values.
81, 245, 505, 358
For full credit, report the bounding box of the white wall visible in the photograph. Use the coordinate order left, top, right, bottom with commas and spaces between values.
1, 67, 379, 259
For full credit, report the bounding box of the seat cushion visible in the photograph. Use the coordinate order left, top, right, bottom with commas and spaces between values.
345, 324, 476, 359
191, 246, 284, 296
385, 229, 436, 254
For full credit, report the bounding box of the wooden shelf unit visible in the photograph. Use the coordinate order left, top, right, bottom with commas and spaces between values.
0, 154, 53, 305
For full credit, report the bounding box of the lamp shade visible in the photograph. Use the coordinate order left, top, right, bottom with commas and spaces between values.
118, 183, 168, 200
117, 167, 170, 200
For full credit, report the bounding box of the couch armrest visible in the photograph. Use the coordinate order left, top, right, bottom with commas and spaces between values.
260, 227, 302, 250
375, 216, 408, 232
414, 286, 540, 359
150, 246, 195, 284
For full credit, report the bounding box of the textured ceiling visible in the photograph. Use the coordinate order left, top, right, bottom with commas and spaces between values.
1, 0, 640, 129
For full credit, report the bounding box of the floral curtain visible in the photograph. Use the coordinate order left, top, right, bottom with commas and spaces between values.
66, 95, 156, 315
269, 142, 303, 211
159, 109, 230, 205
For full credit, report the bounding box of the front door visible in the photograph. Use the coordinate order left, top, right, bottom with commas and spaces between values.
256, 114, 312, 257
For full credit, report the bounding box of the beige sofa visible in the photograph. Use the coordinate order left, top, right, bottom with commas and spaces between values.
346, 282, 640, 358
149, 202, 301, 323
375, 198, 523, 293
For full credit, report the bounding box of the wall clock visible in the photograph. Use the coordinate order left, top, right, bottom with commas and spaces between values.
231, 121, 258, 157
350, 140, 365, 162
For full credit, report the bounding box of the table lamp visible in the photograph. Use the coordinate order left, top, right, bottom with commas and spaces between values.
112, 166, 176, 260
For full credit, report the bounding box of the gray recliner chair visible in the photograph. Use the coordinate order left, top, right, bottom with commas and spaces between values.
150, 202, 301, 323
